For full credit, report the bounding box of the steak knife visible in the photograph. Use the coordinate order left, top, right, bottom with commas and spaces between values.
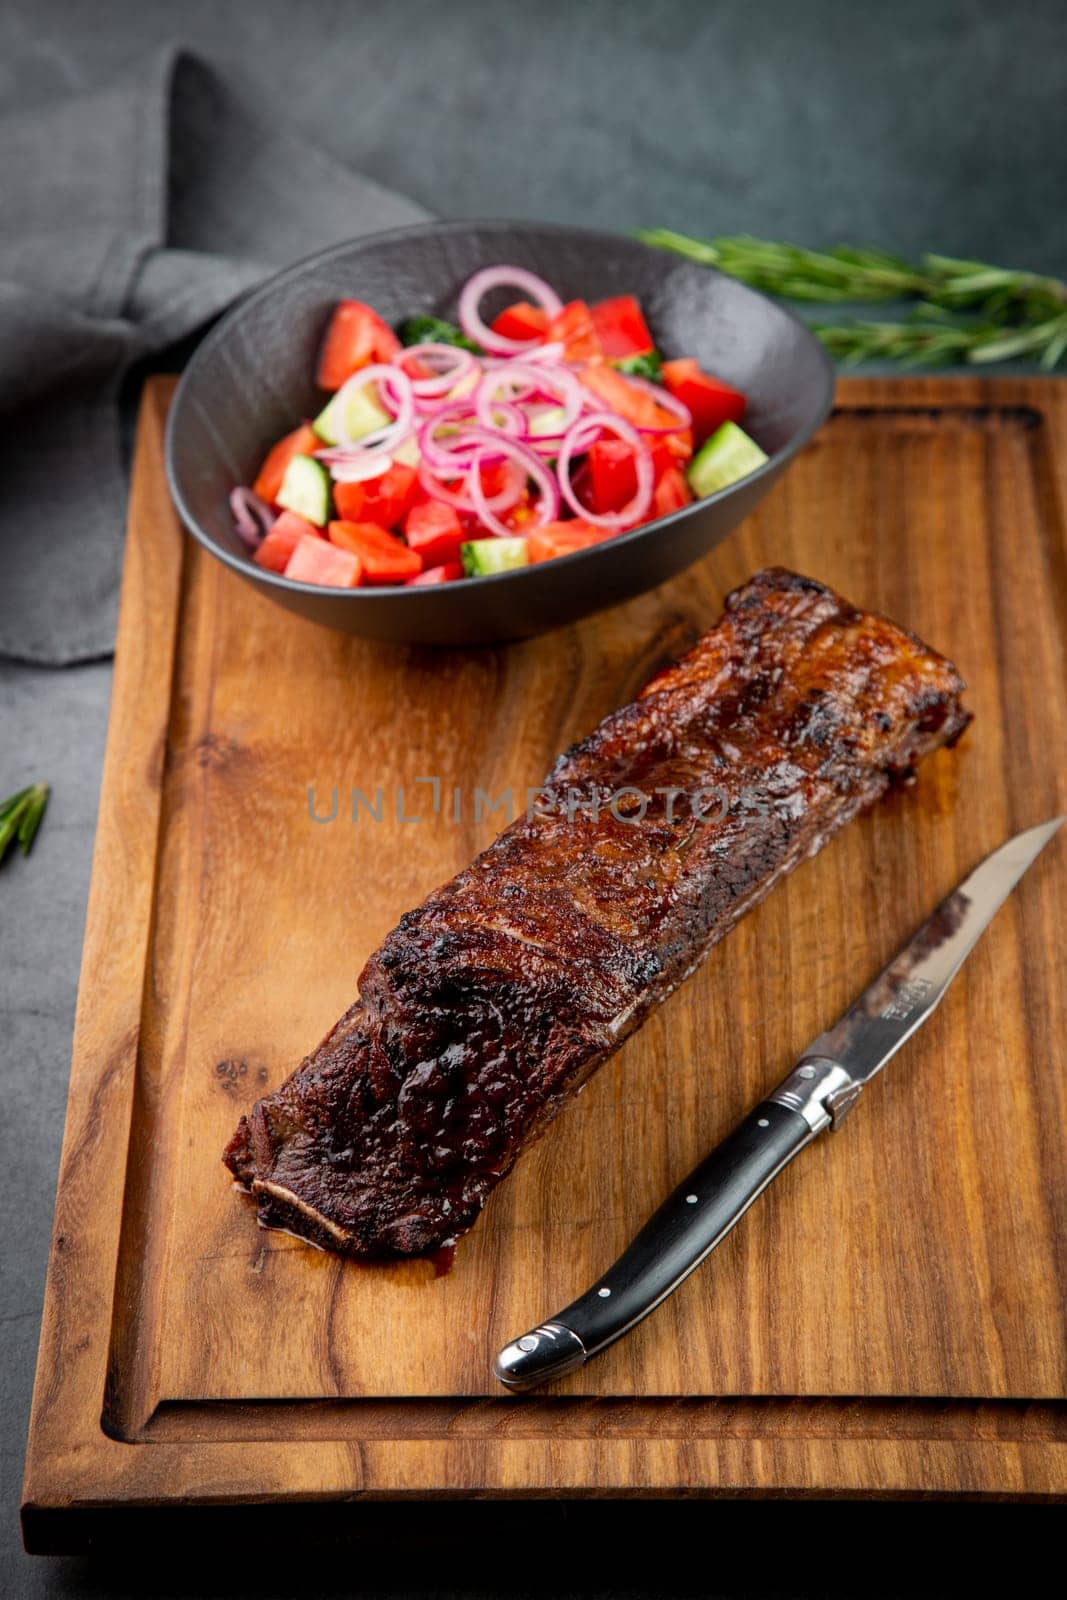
493, 817, 1062, 1392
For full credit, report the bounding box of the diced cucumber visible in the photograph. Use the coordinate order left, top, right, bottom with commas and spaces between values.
687, 422, 769, 499
276, 454, 331, 526
313, 383, 392, 446
526, 404, 570, 439
460, 537, 529, 577
445, 365, 480, 403
392, 433, 422, 469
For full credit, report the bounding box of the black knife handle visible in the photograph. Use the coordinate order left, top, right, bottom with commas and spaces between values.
493, 1100, 815, 1391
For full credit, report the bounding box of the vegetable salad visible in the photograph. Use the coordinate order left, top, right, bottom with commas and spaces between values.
229, 266, 768, 589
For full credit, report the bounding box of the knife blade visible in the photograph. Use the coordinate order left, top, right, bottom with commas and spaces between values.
493, 818, 1063, 1392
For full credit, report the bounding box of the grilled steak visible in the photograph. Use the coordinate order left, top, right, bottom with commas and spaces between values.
225, 568, 970, 1258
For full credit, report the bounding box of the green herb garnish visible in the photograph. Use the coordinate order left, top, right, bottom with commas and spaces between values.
398, 315, 482, 354
637, 229, 1067, 369
0, 781, 49, 865
614, 350, 663, 381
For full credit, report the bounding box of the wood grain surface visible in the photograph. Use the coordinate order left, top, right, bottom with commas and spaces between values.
22, 377, 1067, 1544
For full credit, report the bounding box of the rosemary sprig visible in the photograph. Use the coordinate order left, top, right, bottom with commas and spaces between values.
0, 781, 49, 865
637, 229, 1067, 368
814, 309, 1067, 370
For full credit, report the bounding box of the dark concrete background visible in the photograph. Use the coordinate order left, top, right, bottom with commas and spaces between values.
2, 2, 1065, 1595
3, 0, 1066, 273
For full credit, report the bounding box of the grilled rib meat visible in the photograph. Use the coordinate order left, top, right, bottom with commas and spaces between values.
225, 568, 970, 1258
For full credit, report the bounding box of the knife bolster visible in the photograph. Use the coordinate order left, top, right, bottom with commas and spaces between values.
768, 1058, 862, 1132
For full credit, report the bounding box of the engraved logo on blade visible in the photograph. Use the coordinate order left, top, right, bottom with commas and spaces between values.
881, 976, 935, 1021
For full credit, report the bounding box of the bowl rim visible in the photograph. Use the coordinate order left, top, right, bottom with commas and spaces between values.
164, 217, 836, 602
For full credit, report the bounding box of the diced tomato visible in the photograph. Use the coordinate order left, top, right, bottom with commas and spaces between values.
252, 423, 321, 504
660, 359, 746, 446
415, 459, 515, 509
457, 504, 532, 539
404, 500, 465, 567
334, 462, 416, 530
477, 460, 518, 499
502, 498, 536, 531
407, 475, 437, 511
587, 440, 639, 515
328, 520, 422, 584
401, 353, 437, 381
527, 521, 610, 562
664, 428, 693, 466
317, 300, 402, 390
452, 460, 531, 534
579, 365, 678, 431
586, 438, 685, 516
253, 511, 322, 573
407, 562, 464, 586
649, 466, 693, 520
565, 456, 595, 514
491, 301, 549, 342
544, 300, 602, 362
590, 295, 654, 359
284, 534, 361, 588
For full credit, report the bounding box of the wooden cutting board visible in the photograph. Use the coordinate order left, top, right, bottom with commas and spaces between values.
22, 376, 1067, 1545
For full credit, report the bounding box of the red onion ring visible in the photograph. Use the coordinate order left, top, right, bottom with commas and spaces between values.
331, 364, 415, 453
523, 340, 566, 364
489, 401, 528, 437
457, 265, 563, 356
476, 363, 584, 436
418, 404, 485, 470
484, 341, 566, 369
620, 373, 693, 433
474, 379, 532, 437
557, 412, 654, 529
475, 368, 534, 406
417, 456, 526, 515
467, 451, 525, 537
418, 407, 524, 472
447, 427, 560, 533
412, 384, 476, 417
314, 448, 394, 484
230, 487, 277, 549
395, 343, 478, 397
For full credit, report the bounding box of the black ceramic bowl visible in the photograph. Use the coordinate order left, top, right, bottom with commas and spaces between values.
165, 221, 834, 645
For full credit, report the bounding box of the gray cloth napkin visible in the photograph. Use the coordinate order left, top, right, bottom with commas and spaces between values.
0, 47, 428, 665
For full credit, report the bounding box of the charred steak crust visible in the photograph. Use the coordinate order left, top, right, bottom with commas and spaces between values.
224, 569, 970, 1258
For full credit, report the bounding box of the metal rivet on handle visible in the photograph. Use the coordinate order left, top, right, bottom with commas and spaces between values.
598, 1287, 611, 1298
518, 1336, 538, 1352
